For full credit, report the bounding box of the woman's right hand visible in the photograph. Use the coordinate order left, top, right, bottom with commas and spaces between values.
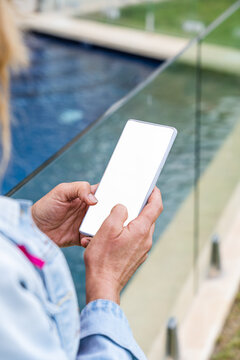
82, 187, 163, 305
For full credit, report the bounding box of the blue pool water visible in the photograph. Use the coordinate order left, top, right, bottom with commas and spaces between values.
4, 33, 160, 194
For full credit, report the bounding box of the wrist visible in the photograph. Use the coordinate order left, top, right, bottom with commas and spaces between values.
85, 273, 120, 305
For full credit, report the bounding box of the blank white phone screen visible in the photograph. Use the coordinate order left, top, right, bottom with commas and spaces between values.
80, 119, 177, 237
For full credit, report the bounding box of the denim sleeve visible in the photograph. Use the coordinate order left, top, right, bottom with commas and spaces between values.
0, 242, 69, 360
78, 300, 147, 360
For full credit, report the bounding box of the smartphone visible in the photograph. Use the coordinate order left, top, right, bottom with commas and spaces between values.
79, 119, 177, 237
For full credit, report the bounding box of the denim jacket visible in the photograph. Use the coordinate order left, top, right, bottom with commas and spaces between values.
0, 196, 146, 360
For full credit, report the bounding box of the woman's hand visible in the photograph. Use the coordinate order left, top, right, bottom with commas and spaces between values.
83, 187, 163, 305
31, 182, 98, 247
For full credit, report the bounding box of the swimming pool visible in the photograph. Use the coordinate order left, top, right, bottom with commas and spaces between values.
4, 33, 160, 194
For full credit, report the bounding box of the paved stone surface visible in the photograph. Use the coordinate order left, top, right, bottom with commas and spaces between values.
19, 13, 188, 59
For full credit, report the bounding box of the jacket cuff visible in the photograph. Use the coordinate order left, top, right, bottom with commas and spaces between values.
80, 299, 147, 360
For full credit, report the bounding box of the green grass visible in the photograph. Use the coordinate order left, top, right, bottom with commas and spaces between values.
211, 292, 240, 360
78, 0, 240, 49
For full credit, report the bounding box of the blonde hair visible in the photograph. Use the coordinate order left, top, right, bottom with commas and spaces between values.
0, 0, 28, 175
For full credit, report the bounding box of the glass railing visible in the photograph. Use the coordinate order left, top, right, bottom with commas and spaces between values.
9, 0, 240, 358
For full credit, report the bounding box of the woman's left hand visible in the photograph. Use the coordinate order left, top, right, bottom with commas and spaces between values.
31, 182, 98, 247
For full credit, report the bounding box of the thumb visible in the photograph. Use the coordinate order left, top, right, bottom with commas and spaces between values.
97, 204, 128, 238
80, 237, 91, 248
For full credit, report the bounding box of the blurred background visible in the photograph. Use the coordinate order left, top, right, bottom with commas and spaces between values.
6, 1, 240, 359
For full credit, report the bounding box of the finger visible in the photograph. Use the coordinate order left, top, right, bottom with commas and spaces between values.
130, 187, 163, 232
80, 237, 92, 248
97, 204, 128, 238
91, 183, 99, 194
139, 187, 163, 226
57, 182, 98, 205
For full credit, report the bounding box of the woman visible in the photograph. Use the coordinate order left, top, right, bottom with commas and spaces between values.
0, 1, 163, 359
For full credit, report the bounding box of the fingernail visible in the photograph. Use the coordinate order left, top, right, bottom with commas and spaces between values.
88, 193, 98, 203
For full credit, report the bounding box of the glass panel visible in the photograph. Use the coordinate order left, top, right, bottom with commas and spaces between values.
12, 41, 197, 356
197, 4, 240, 286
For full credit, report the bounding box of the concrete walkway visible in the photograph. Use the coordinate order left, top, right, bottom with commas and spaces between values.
19, 13, 189, 59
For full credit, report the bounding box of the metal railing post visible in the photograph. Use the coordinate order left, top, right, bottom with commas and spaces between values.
165, 317, 180, 360
209, 234, 222, 278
